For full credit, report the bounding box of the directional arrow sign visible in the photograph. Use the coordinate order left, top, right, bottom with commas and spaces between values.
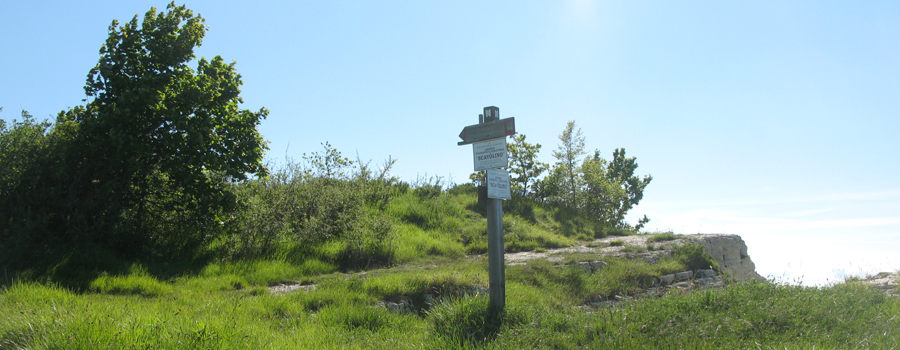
458, 117, 515, 145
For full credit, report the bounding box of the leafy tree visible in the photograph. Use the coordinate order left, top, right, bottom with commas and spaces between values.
66, 3, 268, 254
0, 110, 51, 191
530, 121, 652, 231
580, 151, 622, 226
78, 3, 266, 184
607, 148, 652, 215
0, 3, 269, 259
507, 134, 548, 197
534, 165, 563, 204
580, 148, 652, 228
0, 110, 73, 253
548, 120, 586, 208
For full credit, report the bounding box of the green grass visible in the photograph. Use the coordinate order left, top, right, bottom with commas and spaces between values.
503, 215, 575, 253
392, 224, 467, 261
89, 271, 173, 297
647, 231, 678, 242
2, 256, 897, 349
3, 182, 896, 348
585, 241, 606, 248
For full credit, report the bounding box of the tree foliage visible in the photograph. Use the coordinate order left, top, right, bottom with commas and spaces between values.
550, 120, 586, 208
64, 2, 267, 254
77, 3, 266, 196
0, 110, 52, 194
0, 3, 269, 262
529, 121, 653, 231
0, 110, 74, 255
581, 149, 652, 228
507, 134, 548, 197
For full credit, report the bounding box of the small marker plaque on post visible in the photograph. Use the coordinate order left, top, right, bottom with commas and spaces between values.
486, 169, 512, 200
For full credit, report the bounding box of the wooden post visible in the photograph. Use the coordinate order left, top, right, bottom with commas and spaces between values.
458, 106, 510, 316
483, 106, 505, 314
487, 193, 505, 313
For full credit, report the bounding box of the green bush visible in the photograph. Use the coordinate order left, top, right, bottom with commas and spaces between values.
674, 243, 719, 271
223, 154, 399, 270
0, 112, 74, 268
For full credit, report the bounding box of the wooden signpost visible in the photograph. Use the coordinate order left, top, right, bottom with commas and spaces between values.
458, 106, 515, 313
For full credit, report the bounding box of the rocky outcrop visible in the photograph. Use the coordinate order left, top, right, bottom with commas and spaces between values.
587, 268, 727, 308
268, 233, 767, 313
685, 234, 764, 281
268, 282, 317, 294
506, 233, 763, 282
859, 272, 899, 297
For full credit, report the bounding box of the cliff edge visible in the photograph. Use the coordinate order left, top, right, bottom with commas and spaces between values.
506, 233, 764, 282
685, 234, 764, 281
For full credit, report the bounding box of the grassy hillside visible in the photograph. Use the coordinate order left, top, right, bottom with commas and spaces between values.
2, 164, 898, 349
2, 257, 898, 349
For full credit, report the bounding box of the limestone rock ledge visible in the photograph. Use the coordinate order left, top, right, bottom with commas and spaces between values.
506, 233, 764, 282
686, 234, 765, 282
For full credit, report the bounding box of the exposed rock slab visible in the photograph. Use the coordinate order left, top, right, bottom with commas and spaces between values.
268, 234, 763, 297
506, 233, 763, 282
268, 282, 317, 294
859, 272, 900, 297
685, 234, 763, 281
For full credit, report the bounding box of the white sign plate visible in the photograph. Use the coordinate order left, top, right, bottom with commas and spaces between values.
472, 138, 508, 171
486, 168, 512, 200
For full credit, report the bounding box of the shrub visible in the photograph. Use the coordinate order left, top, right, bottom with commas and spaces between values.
674, 243, 719, 271
0, 112, 74, 268
224, 153, 399, 270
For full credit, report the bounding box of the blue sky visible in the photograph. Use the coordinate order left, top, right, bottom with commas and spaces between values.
2, 1, 898, 283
